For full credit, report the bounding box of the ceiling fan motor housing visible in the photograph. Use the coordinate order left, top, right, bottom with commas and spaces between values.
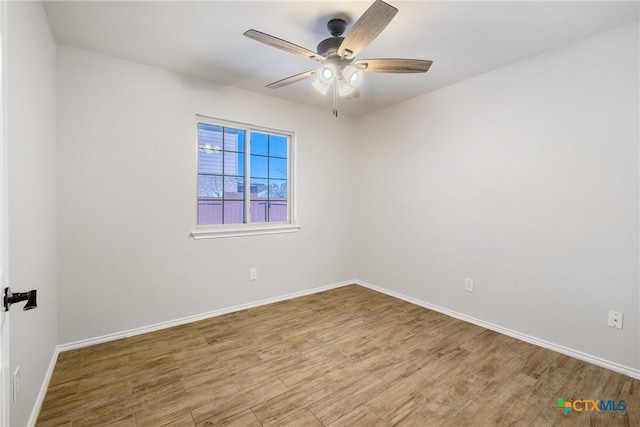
317, 36, 344, 57
328, 18, 347, 37
317, 18, 348, 57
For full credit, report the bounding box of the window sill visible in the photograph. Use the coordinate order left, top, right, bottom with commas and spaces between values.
190, 224, 300, 240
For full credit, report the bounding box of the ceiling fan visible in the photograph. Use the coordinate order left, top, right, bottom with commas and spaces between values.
244, 0, 432, 117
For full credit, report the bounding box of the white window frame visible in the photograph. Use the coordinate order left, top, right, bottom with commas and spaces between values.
191, 115, 299, 239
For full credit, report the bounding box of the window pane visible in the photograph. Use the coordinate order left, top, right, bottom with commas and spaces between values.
269, 179, 287, 200
223, 201, 244, 224
251, 132, 268, 156
224, 128, 244, 152
198, 200, 222, 225
269, 201, 288, 222
250, 178, 268, 200
250, 200, 268, 223
250, 155, 268, 178
198, 175, 222, 199
224, 177, 244, 200
269, 157, 287, 179
198, 123, 223, 150
198, 150, 223, 175
269, 135, 287, 158
224, 152, 244, 176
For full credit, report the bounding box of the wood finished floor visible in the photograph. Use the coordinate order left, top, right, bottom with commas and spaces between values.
37, 285, 638, 426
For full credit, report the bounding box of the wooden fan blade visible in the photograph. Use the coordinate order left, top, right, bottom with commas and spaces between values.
244, 29, 325, 62
266, 70, 317, 89
337, 0, 398, 59
354, 58, 433, 73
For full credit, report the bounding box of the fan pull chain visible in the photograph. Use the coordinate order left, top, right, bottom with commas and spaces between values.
332, 82, 338, 117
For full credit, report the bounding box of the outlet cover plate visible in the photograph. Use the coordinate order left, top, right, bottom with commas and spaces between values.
465, 278, 474, 292
607, 310, 623, 330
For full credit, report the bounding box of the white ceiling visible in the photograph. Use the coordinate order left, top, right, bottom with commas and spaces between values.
42, 1, 639, 117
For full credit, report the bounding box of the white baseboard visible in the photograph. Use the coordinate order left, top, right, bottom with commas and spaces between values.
354, 279, 640, 380
27, 347, 59, 427
58, 280, 354, 352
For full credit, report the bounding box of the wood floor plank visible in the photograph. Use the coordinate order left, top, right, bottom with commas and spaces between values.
190, 377, 289, 425
272, 408, 323, 427
251, 376, 338, 426
198, 409, 261, 427
68, 398, 136, 427
307, 374, 388, 424
37, 285, 639, 426
365, 382, 425, 421
325, 405, 387, 427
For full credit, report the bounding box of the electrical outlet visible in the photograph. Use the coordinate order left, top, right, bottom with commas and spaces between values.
12, 366, 20, 403
608, 310, 623, 330
465, 277, 474, 292
249, 268, 257, 281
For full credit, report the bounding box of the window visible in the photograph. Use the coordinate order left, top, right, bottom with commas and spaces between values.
192, 116, 298, 238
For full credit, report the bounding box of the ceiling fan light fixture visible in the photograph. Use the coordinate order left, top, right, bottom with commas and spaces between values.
337, 78, 356, 97
312, 78, 331, 95
318, 63, 336, 84
342, 65, 363, 88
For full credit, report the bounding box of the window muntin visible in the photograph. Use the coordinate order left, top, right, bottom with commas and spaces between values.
197, 118, 293, 228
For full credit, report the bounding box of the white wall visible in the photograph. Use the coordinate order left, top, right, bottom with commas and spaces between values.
353, 22, 639, 371
56, 46, 355, 344
6, 1, 58, 425
55, 12, 638, 377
